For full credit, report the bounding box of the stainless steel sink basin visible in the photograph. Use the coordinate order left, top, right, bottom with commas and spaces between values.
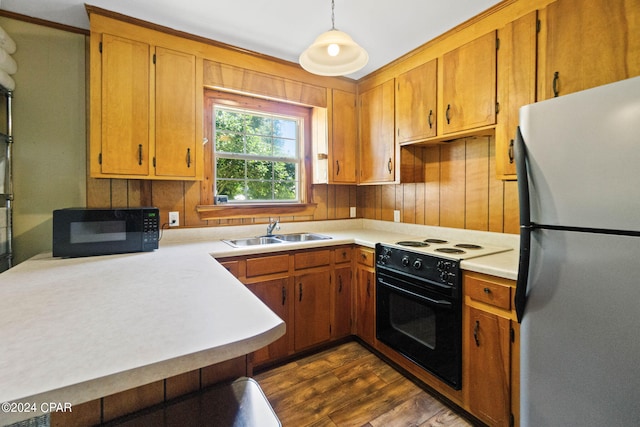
223, 236, 283, 247
272, 232, 332, 242
222, 232, 331, 247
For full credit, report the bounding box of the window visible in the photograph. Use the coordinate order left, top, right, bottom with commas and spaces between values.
214, 106, 300, 203
202, 90, 313, 211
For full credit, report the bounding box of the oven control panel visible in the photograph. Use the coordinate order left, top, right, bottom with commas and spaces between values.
376, 244, 461, 289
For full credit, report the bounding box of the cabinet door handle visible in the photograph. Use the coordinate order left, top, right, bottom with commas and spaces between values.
336, 160, 340, 176
338, 275, 343, 293
508, 139, 515, 164
138, 144, 143, 165
186, 148, 191, 168
366, 278, 371, 297
474, 320, 480, 347
282, 286, 286, 306
387, 158, 393, 173
446, 104, 451, 124
299, 283, 303, 302
428, 109, 433, 129
552, 71, 560, 97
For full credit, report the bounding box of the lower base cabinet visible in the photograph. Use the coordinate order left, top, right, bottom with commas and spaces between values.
294, 270, 332, 350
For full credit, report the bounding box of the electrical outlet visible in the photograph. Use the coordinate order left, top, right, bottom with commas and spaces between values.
394, 210, 401, 222
169, 211, 179, 227
350, 206, 357, 218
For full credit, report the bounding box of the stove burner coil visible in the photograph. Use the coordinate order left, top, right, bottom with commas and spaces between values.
396, 241, 430, 247
436, 247, 466, 254
424, 238, 448, 244
454, 243, 483, 250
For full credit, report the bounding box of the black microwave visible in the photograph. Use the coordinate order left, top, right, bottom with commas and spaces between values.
53, 207, 160, 258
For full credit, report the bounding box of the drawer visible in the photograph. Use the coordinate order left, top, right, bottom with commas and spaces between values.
334, 246, 353, 264
246, 254, 289, 277
466, 275, 511, 310
357, 247, 375, 268
219, 260, 239, 277
294, 249, 331, 270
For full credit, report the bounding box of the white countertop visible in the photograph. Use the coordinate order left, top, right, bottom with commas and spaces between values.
0, 219, 519, 424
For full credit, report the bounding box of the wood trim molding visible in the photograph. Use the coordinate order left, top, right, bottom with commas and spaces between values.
196, 203, 317, 220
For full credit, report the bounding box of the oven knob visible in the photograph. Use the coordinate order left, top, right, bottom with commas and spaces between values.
401, 256, 410, 267
413, 259, 423, 270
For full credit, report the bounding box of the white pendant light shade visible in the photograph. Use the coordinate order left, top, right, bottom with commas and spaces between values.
299, 0, 368, 76
299, 29, 368, 76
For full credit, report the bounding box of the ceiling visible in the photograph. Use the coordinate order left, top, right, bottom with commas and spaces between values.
0, 0, 500, 79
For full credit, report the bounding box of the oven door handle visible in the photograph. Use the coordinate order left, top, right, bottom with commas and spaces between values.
378, 278, 453, 308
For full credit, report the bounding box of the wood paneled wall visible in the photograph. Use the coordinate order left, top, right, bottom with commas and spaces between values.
357, 137, 520, 234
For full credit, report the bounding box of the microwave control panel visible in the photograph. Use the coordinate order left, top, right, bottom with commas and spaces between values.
142, 208, 160, 250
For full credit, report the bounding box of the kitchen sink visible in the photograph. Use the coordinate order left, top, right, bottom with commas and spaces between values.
223, 236, 283, 247
272, 233, 332, 242
223, 232, 331, 247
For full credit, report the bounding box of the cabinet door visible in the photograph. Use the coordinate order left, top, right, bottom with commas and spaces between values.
294, 270, 332, 350
396, 59, 437, 143
154, 47, 198, 178
246, 278, 293, 365
332, 267, 352, 339
100, 34, 150, 175
359, 79, 396, 183
541, 0, 640, 100
496, 11, 538, 179
330, 90, 357, 184
443, 31, 497, 134
467, 306, 511, 427
356, 266, 375, 346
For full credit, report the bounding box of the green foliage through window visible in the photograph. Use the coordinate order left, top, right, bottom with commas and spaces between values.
214, 106, 301, 202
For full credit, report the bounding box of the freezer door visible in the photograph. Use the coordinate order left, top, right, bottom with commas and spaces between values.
518, 76, 640, 232
520, 229, 640, 426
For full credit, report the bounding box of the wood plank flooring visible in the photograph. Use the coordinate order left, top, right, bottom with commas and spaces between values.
254, 341, 474, 427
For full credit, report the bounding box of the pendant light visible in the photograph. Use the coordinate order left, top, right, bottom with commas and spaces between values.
299, 0, 368, 76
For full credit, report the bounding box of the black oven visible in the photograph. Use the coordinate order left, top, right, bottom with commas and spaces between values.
375, 244, 462, 389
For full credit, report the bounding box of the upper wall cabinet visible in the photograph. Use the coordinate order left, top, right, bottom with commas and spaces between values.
539, 0, 640, 100
329, 89, 358, 184
496, 11, 538, 180
396, 59, 437, 144
90, 31, 203, 180
442, 31, 497, 135
359, 79, 397, 184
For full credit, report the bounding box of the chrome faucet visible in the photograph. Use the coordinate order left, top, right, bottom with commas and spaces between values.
266, 218, 280, 236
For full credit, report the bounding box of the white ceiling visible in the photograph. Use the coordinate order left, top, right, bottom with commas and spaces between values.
0, 0, 500, 79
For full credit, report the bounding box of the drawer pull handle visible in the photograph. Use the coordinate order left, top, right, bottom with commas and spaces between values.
483, 287, 491, 294
474, 320, 480, 347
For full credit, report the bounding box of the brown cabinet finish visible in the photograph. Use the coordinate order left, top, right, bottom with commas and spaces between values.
442, 31, 497, 134
294, 270, 332, 350
355, 247, 376, 346
463, 271, 518, 427
330, 90, 358, 184
247, 278, 294, 364
396, 59, 438, 143
496, 11, 538, 180
333, 266, 353, 339
359, 79, 396, 184
540, 0, 640, 100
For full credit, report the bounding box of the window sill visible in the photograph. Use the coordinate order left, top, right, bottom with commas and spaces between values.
196, 203, 317, 220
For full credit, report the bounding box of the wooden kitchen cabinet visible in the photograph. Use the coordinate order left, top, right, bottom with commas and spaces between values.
332, 246, 354, 339
463, 271, 518, 427
496, 11, 538, 180
442, 31, 497, 135
355, 247, 376, 346
90, 29, 203, 180
539, 0, 640, 101
245, 278, 294, 365
329, 89, 358, 184
396, 59, 438, 144
359, 79, 397, 184
294, 270, 332, 350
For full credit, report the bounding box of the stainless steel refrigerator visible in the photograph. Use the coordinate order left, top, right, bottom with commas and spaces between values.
514, 75, 640, 426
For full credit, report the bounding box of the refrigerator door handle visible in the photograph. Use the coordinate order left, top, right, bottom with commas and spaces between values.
514, 126, 531, 323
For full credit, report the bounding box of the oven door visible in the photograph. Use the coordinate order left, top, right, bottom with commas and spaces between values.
376, 270, 461, 389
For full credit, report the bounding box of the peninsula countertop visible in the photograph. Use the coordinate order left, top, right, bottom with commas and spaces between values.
0, 219, 519, 424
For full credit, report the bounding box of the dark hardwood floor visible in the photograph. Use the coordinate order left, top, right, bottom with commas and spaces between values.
254, 341, 474, 427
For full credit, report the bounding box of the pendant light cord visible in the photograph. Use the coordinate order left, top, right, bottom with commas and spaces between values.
331, 0, 336, 30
